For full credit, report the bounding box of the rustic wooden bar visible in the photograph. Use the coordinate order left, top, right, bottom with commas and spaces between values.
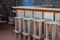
13, 6, 60, 40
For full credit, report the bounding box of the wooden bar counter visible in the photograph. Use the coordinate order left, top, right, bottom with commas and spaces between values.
13, 6, 60, 21
13, 6, 60, 12
13, 6, 60, 40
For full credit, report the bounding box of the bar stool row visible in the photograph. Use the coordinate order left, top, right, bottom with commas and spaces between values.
14, 17, 60, 40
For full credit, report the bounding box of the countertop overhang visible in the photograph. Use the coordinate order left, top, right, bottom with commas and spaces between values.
13, 6, 60, 12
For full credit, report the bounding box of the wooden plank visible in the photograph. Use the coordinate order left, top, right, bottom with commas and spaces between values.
33, 21, 36, 40
13, 6, 60, 12
28, 20, 31, 40
52, 24, 57, 40
46, 24, 49, 39
39, 22, 42, 39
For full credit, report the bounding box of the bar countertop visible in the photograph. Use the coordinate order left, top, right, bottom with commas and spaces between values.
13, 6, 60, 12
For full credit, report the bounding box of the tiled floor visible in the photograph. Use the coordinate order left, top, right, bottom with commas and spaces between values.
0, 24, 20, 40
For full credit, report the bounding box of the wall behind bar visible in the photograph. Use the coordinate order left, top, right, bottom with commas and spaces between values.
16, 0, 60, 8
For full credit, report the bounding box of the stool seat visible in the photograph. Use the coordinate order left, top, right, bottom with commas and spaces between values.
22, 32, 28, 36
45, 21, 60, 24
57, 24, 60, 26
33, 35, 40, 39
14, 30, 21, 33
14, 17, 23, 19
57, 23, 60, 26
33, 19, 46, 22
44, 38, 50, 40
23, 18, 33, 20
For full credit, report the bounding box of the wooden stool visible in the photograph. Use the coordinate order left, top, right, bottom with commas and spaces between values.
58, 32, 60, 40
22, 18, 33, 40
45, 21, 58, 40
33, 19, 46, 40
57, 23, 60, 40
14, 17, 23, 39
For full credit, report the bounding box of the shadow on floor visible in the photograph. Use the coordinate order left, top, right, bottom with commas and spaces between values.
0, 24, 20, 40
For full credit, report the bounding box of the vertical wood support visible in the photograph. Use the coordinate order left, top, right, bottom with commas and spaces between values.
15, 19, 17, 32
52, 24, 57, 40
46, 24, 49, 40
23, 20, 26, 40
28, 20, 31, 40
44, 23, 46, 38
32, 11, 34, 18
59, 32, 60, 40
39, 22, 42, 39
15, 19, 18, 38
42, 11, 44, 19
18, 19, 22, 39
24, 10, 25, 17
53, 12, 55, 21
33, 21, 36, 40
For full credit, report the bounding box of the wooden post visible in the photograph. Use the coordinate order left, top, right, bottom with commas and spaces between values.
32, 11, 34, 18
39, 22, 42, 39
15, 19, 17, 32
33, 21, 36, 40
18, 19, 22, 39
44, 23, 46, 38
28, 20, 31, 40
15, 19, 18, 38
53, 12, 55, 21
23, 20, 26, 40
46, 24, 49, 40
59, 32, 60, 40
52, 24, 57, 40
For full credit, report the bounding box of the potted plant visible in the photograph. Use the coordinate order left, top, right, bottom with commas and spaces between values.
8, 12, 16, 25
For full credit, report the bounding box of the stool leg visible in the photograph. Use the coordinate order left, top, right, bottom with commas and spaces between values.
46, 24, 49, 40
23, 20, 26, 40
44, 23, 46, 38
59, 32, 60, 40
48, 24, 52, 40
52, 24, 57, 40
28, 20, 30, 40
39, 22, 42, 39
33, 21, 36, 40
17, 19, 21, 38
15, 19, 18, 38
18, 19, 22, 39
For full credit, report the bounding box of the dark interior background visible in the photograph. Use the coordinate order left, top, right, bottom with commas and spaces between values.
16, 0, 60, 8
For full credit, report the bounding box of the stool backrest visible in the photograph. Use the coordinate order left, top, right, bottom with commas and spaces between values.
34, 11, 42, 19
17, 10, 24, 17
25, 10, 32, 18
44, 12, 54, 21
55, 13, 60, 22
